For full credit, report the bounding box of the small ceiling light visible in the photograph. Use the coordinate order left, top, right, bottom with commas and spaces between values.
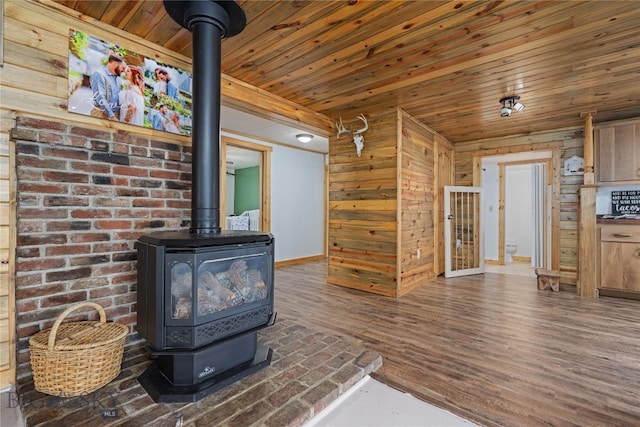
513, 101, 525, 112
499, 96, 525, 117
296, 134, 314, 143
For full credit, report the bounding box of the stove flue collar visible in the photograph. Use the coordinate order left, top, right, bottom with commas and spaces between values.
164, 0, 246, 37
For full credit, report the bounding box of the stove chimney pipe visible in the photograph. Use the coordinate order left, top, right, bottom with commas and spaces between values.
164, 0, 246, 234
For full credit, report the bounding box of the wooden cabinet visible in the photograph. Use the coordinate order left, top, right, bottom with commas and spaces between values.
600, 224, 640, 291
595, 121, 640, 183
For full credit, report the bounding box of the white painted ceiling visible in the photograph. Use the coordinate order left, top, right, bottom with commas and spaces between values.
220, 105, 329, 155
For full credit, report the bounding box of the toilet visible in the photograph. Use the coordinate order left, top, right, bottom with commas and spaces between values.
505, 242, 518, 263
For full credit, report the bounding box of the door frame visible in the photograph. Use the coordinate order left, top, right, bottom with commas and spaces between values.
497, 159, 552, 266
221, 136, 272, 232
472, 143, 561, 272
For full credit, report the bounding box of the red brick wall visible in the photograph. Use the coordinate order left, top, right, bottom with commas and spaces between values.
11, 116, 192, 378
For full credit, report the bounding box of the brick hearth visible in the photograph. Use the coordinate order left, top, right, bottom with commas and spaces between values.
16, 317, 382, 426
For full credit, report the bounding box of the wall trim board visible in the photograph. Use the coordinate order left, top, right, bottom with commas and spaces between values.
395, 109, 403, 288
223, 135, 274, 154
275, 255, 325, 268
471, 141, 563, 159
456, 125, 582, 154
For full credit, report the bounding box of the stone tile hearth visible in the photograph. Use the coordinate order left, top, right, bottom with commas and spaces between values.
16, 317, 382, 427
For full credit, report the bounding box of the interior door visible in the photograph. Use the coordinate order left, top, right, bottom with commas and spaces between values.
531, 162, 548, 268
444, 186, 484, 277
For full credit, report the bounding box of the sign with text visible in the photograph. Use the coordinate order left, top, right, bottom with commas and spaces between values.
611, 190, 640, 215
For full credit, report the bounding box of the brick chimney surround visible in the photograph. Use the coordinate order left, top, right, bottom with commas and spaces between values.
12, 116, 193, 378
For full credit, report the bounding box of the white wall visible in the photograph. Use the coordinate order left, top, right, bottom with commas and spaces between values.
270, 145, 325, 261
505, 165, 531, 258
483, 163, 500, 260
221, 131, 325, 263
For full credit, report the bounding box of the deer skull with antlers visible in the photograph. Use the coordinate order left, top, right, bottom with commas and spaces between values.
336, 114, 368, 157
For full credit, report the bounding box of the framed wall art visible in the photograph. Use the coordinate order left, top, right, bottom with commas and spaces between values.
67, 29, 192, 136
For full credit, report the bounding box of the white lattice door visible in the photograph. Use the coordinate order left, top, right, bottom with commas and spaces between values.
444, 186, 484, 278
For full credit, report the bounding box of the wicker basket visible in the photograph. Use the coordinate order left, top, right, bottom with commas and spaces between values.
29, 302, 129, 397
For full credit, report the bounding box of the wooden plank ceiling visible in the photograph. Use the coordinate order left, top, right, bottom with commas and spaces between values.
53, 0, 640, 143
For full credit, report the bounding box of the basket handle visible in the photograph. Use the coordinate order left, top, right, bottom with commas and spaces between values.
48, 302, 106, 350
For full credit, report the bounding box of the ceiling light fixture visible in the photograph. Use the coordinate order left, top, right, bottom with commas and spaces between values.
296, 134, 314, 143
499, 96, 525, 117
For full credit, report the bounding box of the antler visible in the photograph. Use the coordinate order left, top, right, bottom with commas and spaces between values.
336, 117, 353, 139
355, 114, 368, 134
336, 115, 369, 157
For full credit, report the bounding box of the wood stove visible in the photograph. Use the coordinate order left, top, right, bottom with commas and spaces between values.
136, 233, 274, 351
135, 0, 275, 403
136, 232, 275, 402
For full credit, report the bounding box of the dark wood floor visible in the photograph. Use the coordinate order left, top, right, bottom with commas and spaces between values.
274, 260, 640, 427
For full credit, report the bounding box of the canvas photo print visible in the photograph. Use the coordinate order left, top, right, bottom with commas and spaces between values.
67, 29, 192, 136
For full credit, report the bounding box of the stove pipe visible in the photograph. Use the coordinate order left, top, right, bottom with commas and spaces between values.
164, 1, 246, 234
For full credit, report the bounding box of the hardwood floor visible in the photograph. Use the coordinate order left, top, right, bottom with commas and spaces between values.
485, 260, 536, 278
275, 260, 640, 427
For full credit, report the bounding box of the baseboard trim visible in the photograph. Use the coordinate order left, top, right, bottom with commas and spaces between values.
275, 255, 325, 268
484, 259, 500, 265
598, 288, 640, 300
512, 255, 531, 262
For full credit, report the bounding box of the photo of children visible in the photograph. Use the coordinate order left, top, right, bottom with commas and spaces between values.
67, 29, 192, 136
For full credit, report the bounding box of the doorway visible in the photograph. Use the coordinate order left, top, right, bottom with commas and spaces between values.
484, 160, 548, 278
474, 146, 560, 278
220, 136, 272, 232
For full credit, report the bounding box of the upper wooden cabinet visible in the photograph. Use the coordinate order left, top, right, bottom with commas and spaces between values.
595, 121, 640, 183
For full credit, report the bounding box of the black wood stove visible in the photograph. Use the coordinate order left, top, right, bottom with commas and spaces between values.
135, 0, 275, 403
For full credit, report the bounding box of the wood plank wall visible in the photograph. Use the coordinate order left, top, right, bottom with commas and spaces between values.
328, 110, 399, 296
454, 127, 584, 285
1, 0, 187, 141
398, 110, 435, 295
328, 109, 452, 297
